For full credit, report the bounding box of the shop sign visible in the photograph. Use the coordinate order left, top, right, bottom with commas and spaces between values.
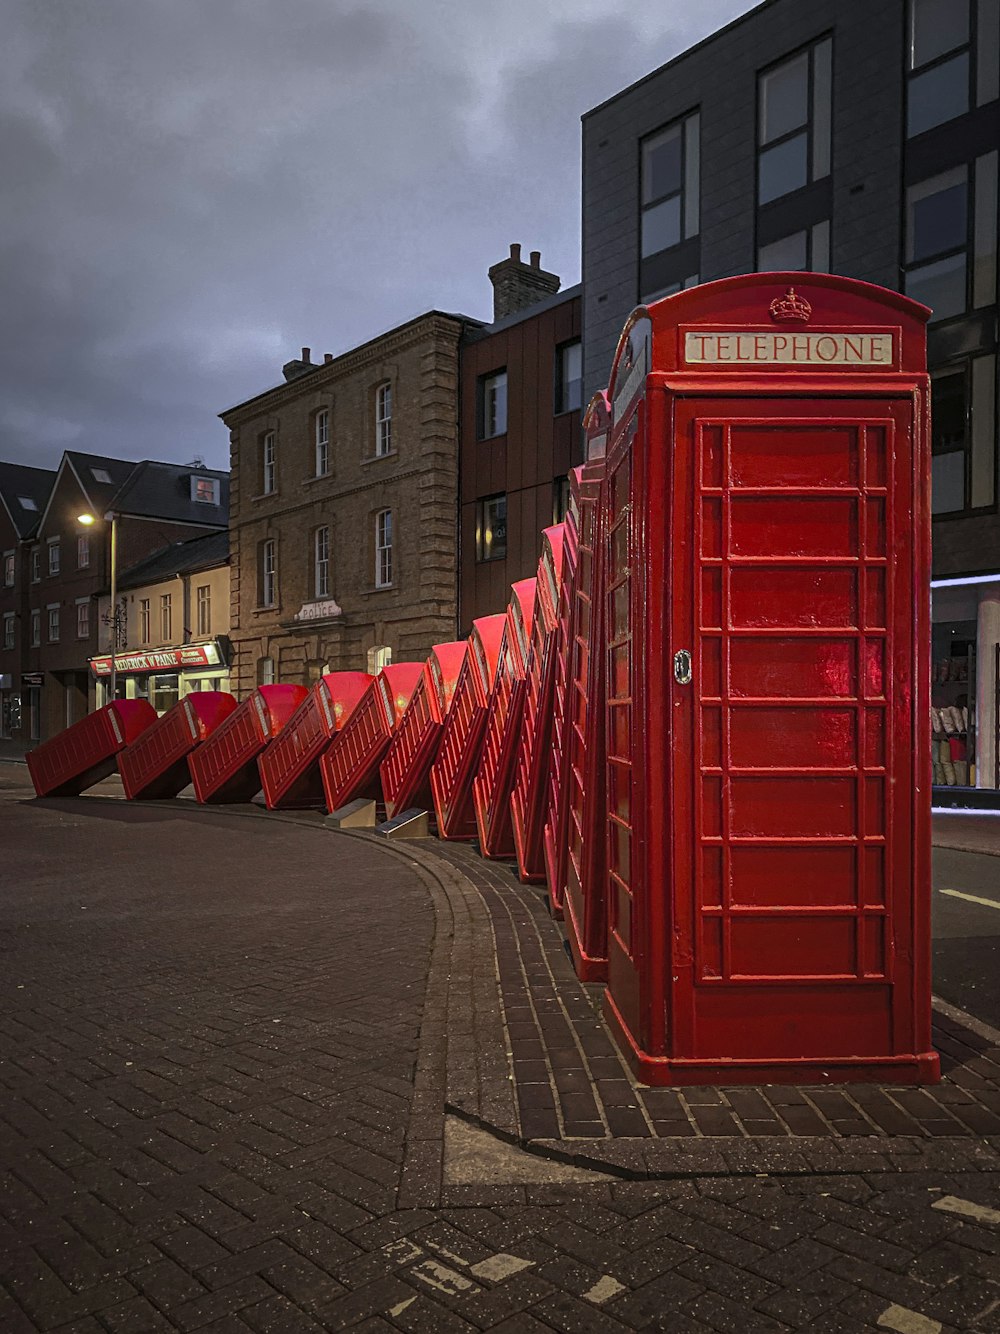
683, 330, 895, 366
294, 599, 342, 622
21, 673, 43, 687
89, 641, 223, 677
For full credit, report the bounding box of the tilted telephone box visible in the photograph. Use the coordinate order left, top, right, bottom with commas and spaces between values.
380, 641, 467, 818
430, 614, 506, 841
258, 672, 373, 809
188, 684, 307, 804
319, 663, 424, 814
543, 394, 611, 915
472, 579, 537, 859
510, 526, 566, 883
601, 273, 938, 1085
27, 699, 156, 798
119, 692, 237, 800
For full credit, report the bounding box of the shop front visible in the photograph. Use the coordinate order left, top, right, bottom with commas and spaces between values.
89, 639, 231, 714
931, 574, 1000, 807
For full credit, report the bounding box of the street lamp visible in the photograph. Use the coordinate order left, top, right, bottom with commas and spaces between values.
78, 511, 119, 704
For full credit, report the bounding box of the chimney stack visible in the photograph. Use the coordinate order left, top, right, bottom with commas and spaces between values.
281, 347, 317, 382
488, 243, 560, 322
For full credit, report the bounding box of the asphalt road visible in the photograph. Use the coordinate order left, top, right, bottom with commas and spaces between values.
932, 846, 1000, 1032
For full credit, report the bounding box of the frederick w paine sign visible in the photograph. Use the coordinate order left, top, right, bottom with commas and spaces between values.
684, 330, 895, 366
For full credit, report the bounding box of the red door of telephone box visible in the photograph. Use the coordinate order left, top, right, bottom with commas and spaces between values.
258, 672, 373, 809
601, 273, 938, 1086
320, 663, 423, 813
430, 615, 507, 840
544, 392, 611, 916
473, 578, 537, 858
380, 641, 467, 817
188, 684, 307, 804
119, 692, 237, 800
27, 699, 156, 797
511, 527, 567, 882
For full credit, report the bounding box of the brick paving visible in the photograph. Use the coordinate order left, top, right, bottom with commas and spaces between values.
1, 766, 999, 1331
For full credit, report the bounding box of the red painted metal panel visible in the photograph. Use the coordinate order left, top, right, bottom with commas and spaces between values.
430, 615, 506, 840
319, 663, 423, 813
188, 684, 307, 804
119, 692, 238, 800
598, 273, 938, 1085
380, 642, 467, 817
258, 672, 373, 809
511, 527, 566, 882
472, 578, 537, 858
26, 700, 157, 797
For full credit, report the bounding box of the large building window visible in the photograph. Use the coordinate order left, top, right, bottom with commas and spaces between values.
478, 370, 507, 439
47, 604, 59, 643
757, 38, 832, 205
315, 409, 330, 476
260, 538, 277, 607
3, 552, 13, 587
375, 510, 393, 588
77, 535, 90, 569
908, 0, 971, 136
30, 547, 40, 582
48, 538, 60, 576
930, 357, 998, 515
375, 383, 392, 457
314, 526, 330, 599
905, 167, 969, 320
139, 598, 151, 644
262, 431, 276, 495
552, 476, 571, 525
758, 221, 830, 273
476, 494, 507, 562
160, 593, 172, 641
257, 656, 275, 686
3, 613, 13, 651
555, 342, 582, 415
640, 111, 699, 258
30, 609, 40, 647
76, 599, 90, 639
196, 584, 211, 636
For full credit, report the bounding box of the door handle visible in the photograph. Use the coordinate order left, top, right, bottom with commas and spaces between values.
673, 649, 692, 686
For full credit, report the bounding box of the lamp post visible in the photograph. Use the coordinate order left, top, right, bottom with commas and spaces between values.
78, 511, 118, 704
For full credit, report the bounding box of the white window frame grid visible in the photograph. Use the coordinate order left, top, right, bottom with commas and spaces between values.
76, 598, 90, 639
314, 526, 330, 599
30, 548, 40, 582
3, 551, 13, 587
261, 539, 277, 607
139, 598, 151, 644
77, 534, 90, 569
196, 584, 211, 636
315, 409, 330, 476
192, 475, 220, 505
47, 604, 60, 643
375, 383, 392, 457
262, 431, 276, 495
160, 593, 172, 642
48, 538, 60, 575
375, 510, 393, 589
2, 613, 14, 651
30, 609, 40, 647
481, 370, 508, 439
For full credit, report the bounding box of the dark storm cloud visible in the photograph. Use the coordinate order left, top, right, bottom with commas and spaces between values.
0, 0, 754, 471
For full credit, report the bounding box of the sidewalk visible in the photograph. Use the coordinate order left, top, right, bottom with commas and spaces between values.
1, 766, 999, 1332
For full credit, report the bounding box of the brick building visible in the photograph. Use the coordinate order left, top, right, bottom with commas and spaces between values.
581, 0, 1000, 797
17, 451, 228, 743
0, 462, 56, 742
222, 312, 481, 692
459, 246, 583, 627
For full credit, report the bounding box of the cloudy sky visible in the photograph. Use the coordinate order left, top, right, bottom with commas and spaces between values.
2, 0, 755, 473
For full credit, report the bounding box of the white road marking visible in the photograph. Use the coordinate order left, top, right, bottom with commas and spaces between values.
469, 1253, 535, 1282
931, 1195, 1000, 1227
931, 995, 1000, 1048
939, 887, 1000, 911
877, 1304, 941, 1334
387, 1296, 417, 1317
409, 1259, 476, 1296
583, 1275, 626, 1304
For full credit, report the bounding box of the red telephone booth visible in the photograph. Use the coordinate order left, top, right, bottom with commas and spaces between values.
379, 641, 467, 818
188, 684, 307, 804
472, 578, 537, 859
26, 699, 156, 798
258, 672, 373, 809
602, 274, 938, 1085
319, 663, 423, 814
543, 392, 611, 914
510, 526, 566, 882
119, 692, 237, 800
561, 450, 611, 982
430, 614, 506, 840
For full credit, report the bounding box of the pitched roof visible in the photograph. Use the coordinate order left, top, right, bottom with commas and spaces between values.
110, 461, 229, 526
462, 283, 582, 343
64, 451, 136, 513
0, 462, 57, 539
116, 529, 230, 591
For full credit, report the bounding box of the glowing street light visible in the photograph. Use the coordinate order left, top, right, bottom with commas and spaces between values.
78, 511, 119, 703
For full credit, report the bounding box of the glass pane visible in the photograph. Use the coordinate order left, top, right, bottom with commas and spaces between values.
760, 52, 809, 144
684, 112, 700, 238
908, 170, 968, 261
758, 132, 808, 204
758, 229, 808, 271
932, 371, 967, 451
907, 53, 970, 136
811, 219, 831, 272
974, 151, 999, 308
970, 355, 997, 507
932, 450, 966, 513
812, 39, 833, 179
911, 0, 969, 68
978, 0, 1000, 104
641, 195, 681, 256
906, 253, 968, 320
643, 124, 681, 203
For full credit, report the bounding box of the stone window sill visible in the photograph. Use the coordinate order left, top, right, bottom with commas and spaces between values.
361, 449, 398, 467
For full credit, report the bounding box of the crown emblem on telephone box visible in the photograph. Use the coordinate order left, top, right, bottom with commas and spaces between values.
769, 287, 813, 322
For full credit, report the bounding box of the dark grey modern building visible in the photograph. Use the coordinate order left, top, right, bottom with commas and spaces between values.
582, 0, 999, 798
